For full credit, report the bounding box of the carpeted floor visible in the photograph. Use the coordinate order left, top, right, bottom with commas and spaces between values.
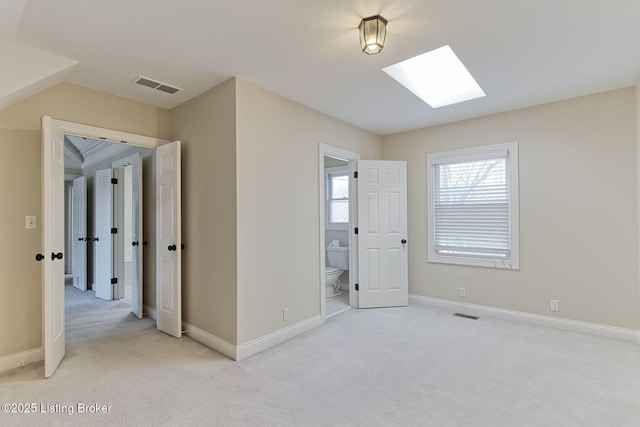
1, 285, 639, 426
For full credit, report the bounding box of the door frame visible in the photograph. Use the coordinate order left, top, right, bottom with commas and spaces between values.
43, 117, 167, 377
318, 143, 360, 322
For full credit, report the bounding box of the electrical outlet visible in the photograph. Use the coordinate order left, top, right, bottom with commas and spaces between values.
459, 288, 466, 298
283, 308, 289, 321
550, 300, 559, 312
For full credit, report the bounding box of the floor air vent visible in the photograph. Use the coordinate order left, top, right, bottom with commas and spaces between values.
133, 75, 182, 95
453, 313, 479, 320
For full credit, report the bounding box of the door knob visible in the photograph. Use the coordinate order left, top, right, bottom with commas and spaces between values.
93, 237, 100, 242
168, 244, 177, 251
51, 252, 63, 260
78, 237, 83, 241
35, 254, 45, 261
401, 239, 407, 244
132, 241, 139, 246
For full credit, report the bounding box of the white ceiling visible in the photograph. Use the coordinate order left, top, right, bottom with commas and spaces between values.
64, 135, 131, 170
4, 1, 640, 135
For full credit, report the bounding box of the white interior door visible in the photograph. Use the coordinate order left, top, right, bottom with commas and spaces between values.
94, 168, 114, 300
130, 153, 143, 318
357, 160, 408, 308
42, 117, 66, 378
156, 141, 182, 337
71, 176, 87, 291
113, 168, 125, 300
112, 153, 143, 318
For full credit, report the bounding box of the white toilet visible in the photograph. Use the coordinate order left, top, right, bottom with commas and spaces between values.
326, 241, 348, 298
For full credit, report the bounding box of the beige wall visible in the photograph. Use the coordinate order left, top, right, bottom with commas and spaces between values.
170, 78, 238, 345
235, 79, 381, 344
169, 78, 381, 346
0, 83, 170, 138
0, 129, 42, 355
0, 83, 170, 358
382, 87, 640, 329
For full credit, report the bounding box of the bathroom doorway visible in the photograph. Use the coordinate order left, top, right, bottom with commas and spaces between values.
318, 144, 360, 321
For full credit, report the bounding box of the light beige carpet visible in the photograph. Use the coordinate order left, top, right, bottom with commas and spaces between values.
1, 285, 639, 426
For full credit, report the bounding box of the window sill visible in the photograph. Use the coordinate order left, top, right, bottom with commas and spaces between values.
326, 223, 348, 231
427, 255, 519, 270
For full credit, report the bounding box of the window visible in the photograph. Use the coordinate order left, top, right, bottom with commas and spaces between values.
427, 142, 519, 269
326, 167, 349, 230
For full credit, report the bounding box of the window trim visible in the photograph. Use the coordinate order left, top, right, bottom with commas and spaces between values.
325, 166, 349, 231
427, 141, 520, 269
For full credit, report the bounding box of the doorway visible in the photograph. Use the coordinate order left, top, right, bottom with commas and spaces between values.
43, 117, 182, 378
64, 140, 152, 319
318, 144, 360, 322
318, 144, 410, 323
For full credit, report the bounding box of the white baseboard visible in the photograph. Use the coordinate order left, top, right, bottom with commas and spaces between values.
409, 294, 640, 344
183, 315, 323, 361
143, 304, 156, 320
0, 347, 43, 374
182, 322, 237, 360
236, 315, 323, 361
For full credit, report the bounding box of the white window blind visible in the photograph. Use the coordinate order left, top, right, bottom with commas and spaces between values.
428, 142, 519, 269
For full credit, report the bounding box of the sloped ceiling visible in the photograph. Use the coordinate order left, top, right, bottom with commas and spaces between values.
0, 42, 77, 110
3, 1, 640, 135
0, 1, 77, 110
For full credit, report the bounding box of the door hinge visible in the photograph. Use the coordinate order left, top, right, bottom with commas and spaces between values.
355, 283, 359, 291
354, 171, 358, 179
354, 227, 358, 234
111, 278, 118, 284
111, 228, 118, 234
111, 178, 118, 184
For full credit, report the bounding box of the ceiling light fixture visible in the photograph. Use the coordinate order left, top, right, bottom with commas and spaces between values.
359, 15, 387, 55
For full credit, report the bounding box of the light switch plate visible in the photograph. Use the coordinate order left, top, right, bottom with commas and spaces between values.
25, 216, 37, 229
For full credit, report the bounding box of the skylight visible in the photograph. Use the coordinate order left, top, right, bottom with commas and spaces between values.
382, 45, 485, 108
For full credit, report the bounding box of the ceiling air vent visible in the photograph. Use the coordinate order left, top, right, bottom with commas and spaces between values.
133, 75, 182, 95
